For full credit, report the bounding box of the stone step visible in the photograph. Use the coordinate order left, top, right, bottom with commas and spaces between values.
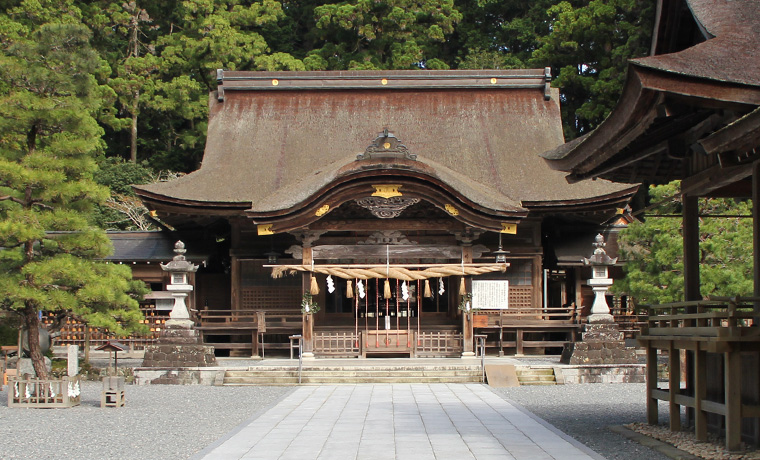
222, 367, 482, 385
224, 370, 481, 378
224, 375, 481, 385
515, 367, 556, 386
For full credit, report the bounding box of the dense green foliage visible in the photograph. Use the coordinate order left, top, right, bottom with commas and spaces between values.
0, 1, 147, 378
612, 182, 754, 305
0, 0, 655, 172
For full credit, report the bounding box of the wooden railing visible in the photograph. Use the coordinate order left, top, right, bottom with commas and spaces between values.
638, 296, 760, 451
416, 331, 463, 357
314, 332, 360, 358
474, 305, 579, 326
197, 309, 302, 330
641, 296, 757, 337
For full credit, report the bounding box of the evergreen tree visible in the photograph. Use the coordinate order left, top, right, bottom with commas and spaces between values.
0, 1, 147, 378
613, 182, 754, 305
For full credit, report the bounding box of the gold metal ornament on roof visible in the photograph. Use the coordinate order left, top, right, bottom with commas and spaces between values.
315, 204, 330, 216
445, 204, 459, 216
371, 184, 403, 199
357, 128, 416, 161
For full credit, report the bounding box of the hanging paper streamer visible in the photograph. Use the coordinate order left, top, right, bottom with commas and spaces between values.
438, 278, 445, 295
401, 281, 409, 301
326, 275, 335, 294
358, 279, 365, 299
346, 279, 354, 298
310, 276, 320, 295
424, 279, 432, 298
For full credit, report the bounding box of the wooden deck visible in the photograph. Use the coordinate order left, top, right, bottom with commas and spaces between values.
638, 296, 760, 451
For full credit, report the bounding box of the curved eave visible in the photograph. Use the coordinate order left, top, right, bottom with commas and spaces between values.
246, 168, 527, 234
542, 65, 760, 183
133, 186, 251, 216
522, 185, 639, 214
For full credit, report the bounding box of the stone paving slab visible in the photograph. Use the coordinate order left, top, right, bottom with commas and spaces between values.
192, 384, 606, 460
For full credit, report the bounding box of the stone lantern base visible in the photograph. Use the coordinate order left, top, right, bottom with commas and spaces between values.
141, 325, 216, 368
560, 323, 637, 365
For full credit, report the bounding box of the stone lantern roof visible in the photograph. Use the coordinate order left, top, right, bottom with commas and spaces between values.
160, 241, 199, 273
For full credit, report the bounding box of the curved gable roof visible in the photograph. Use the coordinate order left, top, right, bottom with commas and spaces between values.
136, 70, 631, 222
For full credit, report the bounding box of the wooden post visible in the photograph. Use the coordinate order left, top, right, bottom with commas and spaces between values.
230, 256, 240, 311
725, 350, 743, 451
668, 342, 681, 431
462, 246, 474, 357
683, 194, 700, 302
301, 247, 314, 358
754, 161, 760, 317
694, 347, 707, 441
646, 345, 659, 425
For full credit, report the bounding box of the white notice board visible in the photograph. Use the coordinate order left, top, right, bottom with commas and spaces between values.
472, 280, 509, 309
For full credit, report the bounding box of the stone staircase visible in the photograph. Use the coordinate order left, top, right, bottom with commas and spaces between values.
515, 367, 557, 386
222, 364, 483, 385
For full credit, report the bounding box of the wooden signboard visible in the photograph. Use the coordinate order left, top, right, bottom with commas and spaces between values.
472, 280, 509, 309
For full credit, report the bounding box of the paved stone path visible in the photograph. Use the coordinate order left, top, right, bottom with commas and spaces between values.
193, 384, 605, 460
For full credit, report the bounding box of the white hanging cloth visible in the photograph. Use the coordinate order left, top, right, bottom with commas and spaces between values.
326, 275, 335, 294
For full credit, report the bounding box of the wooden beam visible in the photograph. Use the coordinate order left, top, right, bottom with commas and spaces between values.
308, 219, 465, 232
647, 345, 659, 425
669, 342, 682, 431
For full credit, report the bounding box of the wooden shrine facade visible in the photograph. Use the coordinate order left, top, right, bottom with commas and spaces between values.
134, 70, 637, 359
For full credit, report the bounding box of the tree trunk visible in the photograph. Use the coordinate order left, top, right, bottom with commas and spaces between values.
23, 307, 48, 380
130, 92, 139, 163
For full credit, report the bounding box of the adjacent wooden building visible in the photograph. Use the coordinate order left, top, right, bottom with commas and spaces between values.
133, 69, 636, 359
542, 0, 760, 449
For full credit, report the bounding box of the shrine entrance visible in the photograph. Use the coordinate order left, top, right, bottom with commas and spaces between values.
271, 263, 508, 358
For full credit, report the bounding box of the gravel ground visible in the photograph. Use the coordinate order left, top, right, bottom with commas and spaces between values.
1, 376, 674, 460
0, 382, 292, 460
493, 383, 672, 460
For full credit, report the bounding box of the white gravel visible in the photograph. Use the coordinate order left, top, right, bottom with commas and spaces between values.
0, 379, 677, 460
493, 383, 673, 460
0, 381, 292, 460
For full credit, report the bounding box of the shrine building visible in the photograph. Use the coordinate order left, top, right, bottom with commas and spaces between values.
130, 69, 636, 358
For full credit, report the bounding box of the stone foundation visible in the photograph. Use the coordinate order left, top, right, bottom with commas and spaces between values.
560, 323, 638, 365
133, 368, 222, 385
141, 325, 216, 369
556, 364, 645, 384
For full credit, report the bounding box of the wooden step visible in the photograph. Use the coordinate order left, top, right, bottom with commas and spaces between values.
222, 366, 482, 385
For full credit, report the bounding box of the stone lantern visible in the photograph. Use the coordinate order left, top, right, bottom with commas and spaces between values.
582, 233, 617, 324
161, 241, 198, 329
140, 240, 216, 376
560, 233, 638, 368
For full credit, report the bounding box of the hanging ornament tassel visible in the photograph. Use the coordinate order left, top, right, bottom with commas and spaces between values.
310, 275, 320, 295
459, 276, 467, 296
424, 279, 432, 298
346, 279, 354, 298
384, 279, 392, 299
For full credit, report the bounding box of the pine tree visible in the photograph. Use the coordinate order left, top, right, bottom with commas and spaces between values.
0, 1, 147, 379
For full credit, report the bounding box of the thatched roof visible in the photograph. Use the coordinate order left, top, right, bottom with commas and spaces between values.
135, 70, 633, 229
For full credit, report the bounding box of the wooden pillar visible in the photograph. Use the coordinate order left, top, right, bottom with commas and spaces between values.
725, 349, 742, 451
753, 161, 760, 316
462, 246, 474, 357
646, 345, 659, 425
301, 247, 314, 358
683, 194, 700, 302
668, 342, 681, 431
694, 347, 707, 441
230, 256, 240, 311
682, 193, 699, 427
